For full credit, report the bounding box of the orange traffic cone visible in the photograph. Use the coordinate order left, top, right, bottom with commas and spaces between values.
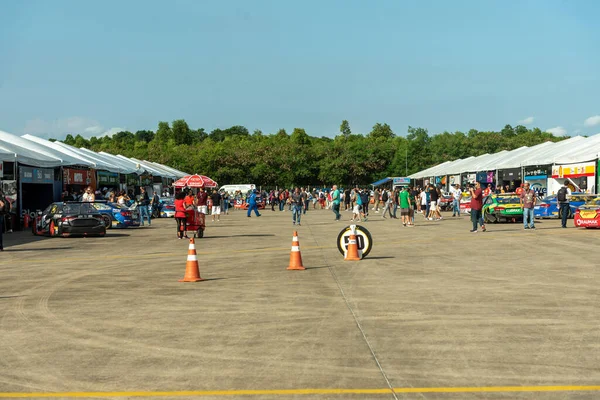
287, 231, 305, 270
344, 230, 361, 261
179, 238, 204, 282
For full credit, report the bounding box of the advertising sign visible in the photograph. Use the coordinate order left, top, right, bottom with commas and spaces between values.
524, 165, 551, 179
337, 225, 373, 259
449, 175, 460, 185
20, 167, 54, 184
392, 177, 411, 185
97, 171, 119, 186
500, 168, 521, 181
126, 174, 140, 187
140, 174, 153, 186
551, 163, 595, 179
63, 168, 96, 190
476, 171, 494, 183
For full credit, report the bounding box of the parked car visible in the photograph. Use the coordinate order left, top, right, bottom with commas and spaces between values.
482, 194, 523, 223
534, 193, 594, 219
438, 193, 454, 211
90, 201, 139, 228
573, 196, 600, 228
160, 197, 176, 218
32, 202, 106, 237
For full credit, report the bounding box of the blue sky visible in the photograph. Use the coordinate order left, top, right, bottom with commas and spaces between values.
1, 0, 599, 139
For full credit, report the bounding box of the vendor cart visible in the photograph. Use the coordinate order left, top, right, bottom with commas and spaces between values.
183, 209, 206, 238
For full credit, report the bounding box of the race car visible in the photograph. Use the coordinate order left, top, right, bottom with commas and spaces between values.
482, 194, 523, 223
459, 195, 471, 215
159, 197, 176, 218
32, 202, 106, 237
573, 197, 600, 228
90, 201, 139, 228
438, 193, 454, 211
534, 193, 593, 219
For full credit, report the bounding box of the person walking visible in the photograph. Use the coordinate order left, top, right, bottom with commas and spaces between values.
451, 184, 461, 217
0, 191, 8, 251
247, 189, 261, 217
291, 187, 303, 225
399, 186, 412, 227
331, 185, 341, 221
138, 187, 151, 226
174, 191, 189, 239
469, 182, 484, 233
557, 181, 572, 228
210, 190, 222, 222
520, 182, 537, 230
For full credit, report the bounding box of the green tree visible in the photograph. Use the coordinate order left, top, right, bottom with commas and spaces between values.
340, 120, 351, 137
135, 130, 155, 143
155, 122, 173, 143
172, 119, 192, 145
368, 123, 394, 140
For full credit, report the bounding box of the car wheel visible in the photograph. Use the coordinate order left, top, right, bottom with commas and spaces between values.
49, 220, 56, 237
197, 228, 204, 238
101, 215, 112, 229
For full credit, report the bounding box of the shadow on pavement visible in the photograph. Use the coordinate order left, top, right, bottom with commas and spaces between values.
4, 247, 73, 252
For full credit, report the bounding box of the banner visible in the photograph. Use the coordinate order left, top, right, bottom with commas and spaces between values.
140, 174, 153, 186
551, 162, 595, 179
524, 165, 551, 179
392, 177, 411, 185
63, 168, 96, 190
97, 171, 119, 186
476, 172, 494, 183
20, 167, 54, 184
126, 174, 139, 187
500, 168, 521, 181
449, 175, 460, 185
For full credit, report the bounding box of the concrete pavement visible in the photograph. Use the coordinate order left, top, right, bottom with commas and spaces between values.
0, 207, 598, 399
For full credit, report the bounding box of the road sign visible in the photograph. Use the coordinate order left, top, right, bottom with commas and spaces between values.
337, 225, 373, 259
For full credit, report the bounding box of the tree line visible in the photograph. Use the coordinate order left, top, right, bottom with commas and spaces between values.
58, 120, 565, 187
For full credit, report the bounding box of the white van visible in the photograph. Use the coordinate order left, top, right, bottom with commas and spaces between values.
219, 184, 256, 196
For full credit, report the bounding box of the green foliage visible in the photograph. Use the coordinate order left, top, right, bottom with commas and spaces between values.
64, 118, 567, 186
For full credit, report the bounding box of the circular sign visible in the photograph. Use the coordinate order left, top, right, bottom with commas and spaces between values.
337, 225, 373, 259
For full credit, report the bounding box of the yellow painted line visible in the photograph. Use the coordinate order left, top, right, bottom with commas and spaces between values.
0, 386, 599, 398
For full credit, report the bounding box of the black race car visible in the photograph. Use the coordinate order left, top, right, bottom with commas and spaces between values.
32, 202, 106, 237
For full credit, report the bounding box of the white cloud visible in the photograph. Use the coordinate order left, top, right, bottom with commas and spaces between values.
23, 117, 125, 139
546, 126, 567, 136
518, 116, 535, 125
583, 115, 600, 127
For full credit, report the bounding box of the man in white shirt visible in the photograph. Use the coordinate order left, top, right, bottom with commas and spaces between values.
450, 184, 462, 217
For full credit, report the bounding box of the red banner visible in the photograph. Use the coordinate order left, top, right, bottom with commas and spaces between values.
63, 168, 97, 191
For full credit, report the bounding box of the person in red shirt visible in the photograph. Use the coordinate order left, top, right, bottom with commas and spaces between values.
515, 183, 524, 196
196, 188, 208, 214
483, 184, 492, 197
469, 182, 485, 233
174, 191, 190, 239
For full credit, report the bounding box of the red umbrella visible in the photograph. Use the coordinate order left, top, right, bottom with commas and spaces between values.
173, 175, 218, 188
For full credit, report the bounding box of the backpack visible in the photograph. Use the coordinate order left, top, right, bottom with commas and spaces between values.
0, 196, 10, 215
557, 187, 567, 202
382, 191, 388, 202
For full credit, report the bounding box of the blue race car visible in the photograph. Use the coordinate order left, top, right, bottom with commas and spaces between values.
534, 193, 594, 219
90, 201, 140, 229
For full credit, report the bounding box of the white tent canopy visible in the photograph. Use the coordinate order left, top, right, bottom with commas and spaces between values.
0, 131, 65, 167
0, 130, 93, 167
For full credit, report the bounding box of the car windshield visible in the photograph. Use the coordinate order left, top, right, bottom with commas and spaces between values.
495, 195, 521, 204
161, 198, 174, 205
63, 203, 98, 214
582, 197, 600, 206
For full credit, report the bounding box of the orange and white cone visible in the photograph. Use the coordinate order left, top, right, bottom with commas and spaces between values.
344, 225, 361, 261
287, 231, 305, 270
179, 238, 204, 282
